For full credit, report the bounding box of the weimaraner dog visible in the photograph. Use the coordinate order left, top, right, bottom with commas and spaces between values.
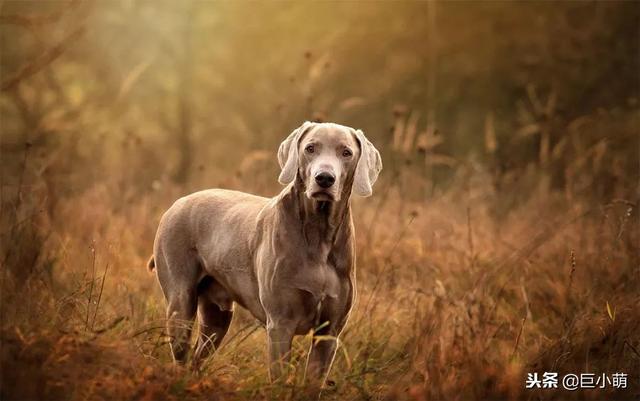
147, 121, 382, 386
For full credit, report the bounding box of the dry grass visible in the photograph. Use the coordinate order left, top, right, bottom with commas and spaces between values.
1, 2, 638, 399
1, 157, 638, 401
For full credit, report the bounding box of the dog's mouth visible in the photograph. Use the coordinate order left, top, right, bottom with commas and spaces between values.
309, 191, 335, 202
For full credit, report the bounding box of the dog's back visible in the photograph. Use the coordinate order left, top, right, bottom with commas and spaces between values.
154, 189, 267, 260
151, 189, 271, 321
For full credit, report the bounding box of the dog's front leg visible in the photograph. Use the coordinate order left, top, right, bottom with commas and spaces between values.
266, 318, 295, 382
305, 293, 353, 389
306, 333, 338, 387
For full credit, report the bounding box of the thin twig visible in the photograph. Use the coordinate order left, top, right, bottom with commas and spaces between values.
91, 263, 109, 330
511, 316, 527, 359
563, 249, 577, 329
91, 316, 126, 334
624, 340, 640, 360
467, 206, 475, 268
85, 241, 96, 331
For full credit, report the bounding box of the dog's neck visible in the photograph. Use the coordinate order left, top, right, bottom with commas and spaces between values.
282, 177, 352, 251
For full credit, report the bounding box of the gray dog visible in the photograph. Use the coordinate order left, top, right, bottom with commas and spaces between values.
147, 121, 382, 386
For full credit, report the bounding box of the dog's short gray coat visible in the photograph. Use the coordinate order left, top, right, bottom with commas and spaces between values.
149, 121, 382, 386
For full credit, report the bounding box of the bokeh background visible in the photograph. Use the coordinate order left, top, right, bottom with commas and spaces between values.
1, 1, 638, 400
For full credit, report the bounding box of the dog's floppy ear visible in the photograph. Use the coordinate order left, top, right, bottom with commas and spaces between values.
278, 121, 314, 185
353, 129, 383, 197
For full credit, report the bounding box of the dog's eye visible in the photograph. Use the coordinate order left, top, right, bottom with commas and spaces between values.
305, 144, 315, 154
342, 148, 353, 158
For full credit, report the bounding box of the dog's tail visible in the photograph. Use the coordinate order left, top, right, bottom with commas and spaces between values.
146, 255, 156, 272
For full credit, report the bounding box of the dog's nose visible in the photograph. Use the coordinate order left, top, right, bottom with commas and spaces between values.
315, 172, 335, 188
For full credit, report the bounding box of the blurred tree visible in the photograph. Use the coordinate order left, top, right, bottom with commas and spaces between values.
1, 0, 637, 202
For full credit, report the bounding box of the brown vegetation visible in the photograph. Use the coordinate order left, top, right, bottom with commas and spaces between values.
1, 1, 638, 400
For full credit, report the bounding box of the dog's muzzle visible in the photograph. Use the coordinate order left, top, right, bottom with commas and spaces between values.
314, 172, 335, 189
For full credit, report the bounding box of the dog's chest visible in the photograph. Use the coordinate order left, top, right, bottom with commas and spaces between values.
290, 260, 341, 301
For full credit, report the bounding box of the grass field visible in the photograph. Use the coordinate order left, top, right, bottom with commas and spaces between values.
1, 159, 638, 400
1, 2, 638, 400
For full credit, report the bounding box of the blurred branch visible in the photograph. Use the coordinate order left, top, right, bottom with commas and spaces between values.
0, 0, 80, 29
172, 3, 196, 184
424, 0, 438, 199
1, 25, 85, 92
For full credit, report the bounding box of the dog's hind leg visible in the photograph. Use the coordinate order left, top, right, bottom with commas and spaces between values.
166, 289, 197, 363
154, 250, 200, 364
193, 276, 233, 363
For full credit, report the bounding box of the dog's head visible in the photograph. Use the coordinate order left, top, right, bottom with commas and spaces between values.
278, 122, 382, 202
